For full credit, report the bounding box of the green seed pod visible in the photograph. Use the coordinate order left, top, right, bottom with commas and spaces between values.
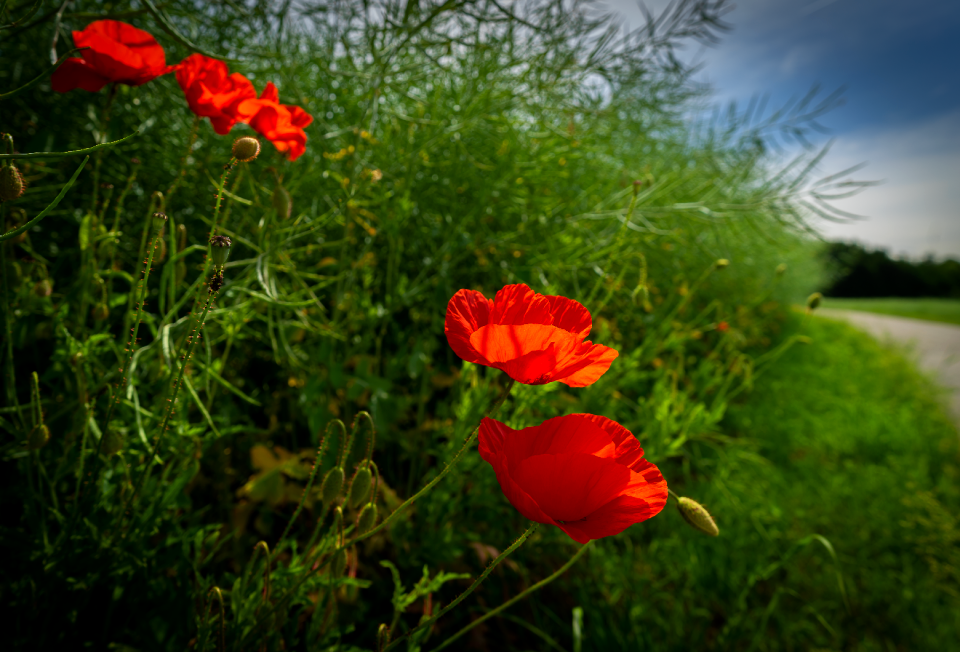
357, 502, 378, 534
209, 235, 232, 268
331, 547, 347, 578
775, 263, 787, 276
714, 258, 730, 270
272, 185, 292, 219
91, 303, 110, 321
26, 424, 50, 450
806, 292, 823, 311
677, 496, 719, 537
152, 211, 168, 229
348, 466, 372, 508
232, 136, 260, 162
33, 279, 52, 298
0, 162, 26, 202
321, 466, 344, 504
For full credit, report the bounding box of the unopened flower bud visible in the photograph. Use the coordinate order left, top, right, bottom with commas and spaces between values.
348, 466, 372, 508
715, 258, 729, 270
232, 137, 260, 162
33, 279, 53, 297
27, 424, 50, 450
357, 502, 378, 534
775, 263, 787, 276
806, 292, 822, 311
0, 162, 26, 202
677, 496, 719, 537
209, 235, 232, 268
377, 624, 391, 651
321, 466, 344, 504
152, 212, 168, 231
272, 185, 292, 219
331, 547, 347, 578
91, 303, 110, 321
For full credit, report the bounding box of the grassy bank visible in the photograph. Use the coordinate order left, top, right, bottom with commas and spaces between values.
556, 313, 960, 650
823, 297, 960, 326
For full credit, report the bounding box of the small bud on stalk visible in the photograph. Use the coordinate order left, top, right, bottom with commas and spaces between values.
321, 466, 345, 505
377, 624, 392, 651
273, 185, 292, 219
715, 258, 730, 270
232, 136, 260, 162
357, 502, 378, 534
27, 424, 50, 450
33, 279, 53, 298
0, 162, 26, 202
806, 292, 822, 312
776, 263, 787, 276
331, 547, 347, 578
348, 465, 372, 508
91, 304, 110, 321
676, 496, 719, 537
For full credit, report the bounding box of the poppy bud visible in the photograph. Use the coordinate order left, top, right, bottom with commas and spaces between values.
331, 547, 347, 578
776, 263, 787, 276
715, 258, 729, 270
27, 424, 50, 450
377, 624, 391, 651
209, 235, 232, 268
33, 279, 53, 298
348, 466, 372, 508
232, 136, 260, 162
0, 162, 25, 202
357, 502, 377, 534
152, 211, 168, 228
676, 496, 719, 537
91, 304, 110, 321
806, 292, 822, 311
321, 466, 344, 504
272, 185, 292, 219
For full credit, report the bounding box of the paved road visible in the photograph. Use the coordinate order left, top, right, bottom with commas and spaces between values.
818, 309, 960, 426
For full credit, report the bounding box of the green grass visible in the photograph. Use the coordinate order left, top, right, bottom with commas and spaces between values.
823, 297, 960, 326
562, 313, 960, 650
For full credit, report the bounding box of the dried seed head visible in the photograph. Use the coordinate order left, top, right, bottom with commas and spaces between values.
321, 466, 345, 504
26, 424, 50, 450
677, 496, 719, 537
348, 466, 372, 508
357, 502, 378, 534
0, 163, 26, 202
209, 271, 225, 293
806, 292, 823, 311
272, 185, 292, 219
33, 279, 53, 298
232, 136, 260, 162
91, 303, 110, 321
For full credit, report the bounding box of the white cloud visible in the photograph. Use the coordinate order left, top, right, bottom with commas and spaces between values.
814, 110, 960, 258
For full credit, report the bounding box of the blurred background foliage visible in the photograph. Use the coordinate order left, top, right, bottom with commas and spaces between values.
1, 0, 957, 650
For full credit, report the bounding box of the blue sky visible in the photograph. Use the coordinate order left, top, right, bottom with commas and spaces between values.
605, 0, 960, 259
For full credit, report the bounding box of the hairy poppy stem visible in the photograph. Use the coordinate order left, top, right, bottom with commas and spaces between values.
433, 540, 595, 652
345, 376, 516, 548
384, 522, 540, 651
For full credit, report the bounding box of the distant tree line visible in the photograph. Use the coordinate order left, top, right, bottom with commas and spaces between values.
822, 242, 960, 298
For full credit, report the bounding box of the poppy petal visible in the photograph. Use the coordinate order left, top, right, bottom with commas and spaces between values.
551, 340, 619, 387
470, 323, 583, 384
488, 284, 552, 326
545, 294, 593, 339
557, 491, 667, 543
479, 415, 617, 475
444, 289, 493, 364
51, 58, 110, 93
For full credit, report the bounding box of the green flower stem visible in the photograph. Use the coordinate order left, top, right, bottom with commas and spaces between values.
0, 131, 138, 160
385, 522, 540, 651
345, 376, 515, 549
1, 233, 22, 428
78, 219, 165, 504
89, 84, 118, 213
123, 285, 219, 515
432, 540, 595, 652
275, 426, 332, 553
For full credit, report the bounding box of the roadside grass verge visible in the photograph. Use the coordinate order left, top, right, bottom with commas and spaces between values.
565, 313, 960, 650
823, 297, 960, 326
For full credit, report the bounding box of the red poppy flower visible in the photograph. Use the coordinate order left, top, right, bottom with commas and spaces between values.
175, 54, 257, 135
51, 20, 173, 93
479, 414, 667, 543
236, 83, 313, 161
445, 284, 618, 386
